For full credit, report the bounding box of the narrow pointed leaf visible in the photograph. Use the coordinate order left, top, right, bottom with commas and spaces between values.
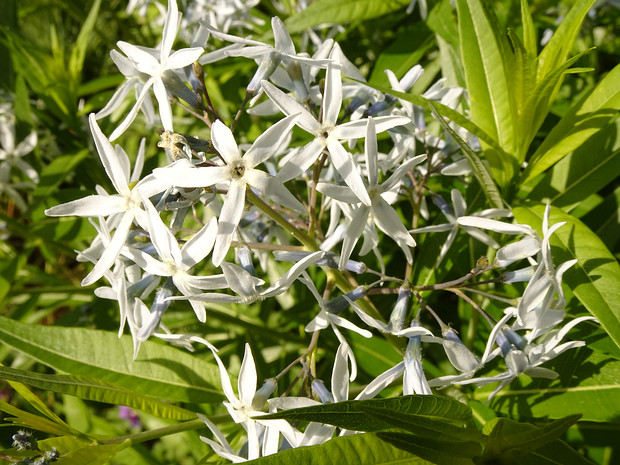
284, 0, 410, 35
68, 0, 101, 77
456, 0, 516, 155
244, 431, 430, 465
481, 416, 590, 464
523, 62, 620, 183
0, 316, 222, 403
0, 366, 197, 421
377, 432, 481, 465
526, 119, 620, 210
536, 0, 596, 81
359, 405, 485, 442
258, 395, 471, 431
0, 401, 80, 437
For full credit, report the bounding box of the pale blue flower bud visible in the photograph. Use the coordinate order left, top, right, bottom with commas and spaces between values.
251, 378, 277, 410
162, 70, 202, 109
502, 327, 526, 351
311, 379, 334, 403
495, 331, 513, 357
365, 95, 396, 117
247, 52, 281, 96
388, 286, 410, 332
324, 286, 367, 314
137, 279, 174, 341
237, 245, 257, 277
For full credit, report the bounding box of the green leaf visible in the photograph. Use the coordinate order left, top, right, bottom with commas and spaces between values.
526, 119, 620, 210
2, 370, 75, 429
377, 432, 481, 465
536, 0, 596, 82
349, 331, 402, 378
523, 62, 620, 183
369, 22, 435, 87
258, 395, 472, 432
456, 0, 516, 156
30, 150, 90, 202
483, 415, 580, 458
427, 101, 504, 209
284, 0, 409, 35
481, 416, 591, 465
0, 366, 197, 421
427, 0, 459, 47
0, 316, 223, 403
519, 0, 536, 58
480, 347, 620, 424
244, 432, 430, 464
68, 0, 101, 78
513, 204, 620, 349
359, 405, 485, 442
517, 47, 593, 163
0, 401, 79, 437
580, 184, 620, 254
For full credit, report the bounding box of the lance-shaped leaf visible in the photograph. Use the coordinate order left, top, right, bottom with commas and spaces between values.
0, 401, 83, 437
536, 0, 596, 82
481, 415, 589, 464
284, 0, 410, 35
244, 431, 434, 465
456, 0, 516, 157
377, 432, 482, 465
0, 316, 222, 403
359, 405, 485, 442
0, 366, 197, 421
522, 62, 620, 183
258, 395, 471, 432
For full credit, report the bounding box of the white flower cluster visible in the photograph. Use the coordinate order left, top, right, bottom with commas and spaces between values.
44, 1, 596, 461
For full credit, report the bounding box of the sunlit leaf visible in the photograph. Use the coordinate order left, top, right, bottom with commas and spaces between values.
0, 316, 223, 403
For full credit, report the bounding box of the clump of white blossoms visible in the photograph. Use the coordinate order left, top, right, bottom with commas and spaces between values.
44, 1, 598, 461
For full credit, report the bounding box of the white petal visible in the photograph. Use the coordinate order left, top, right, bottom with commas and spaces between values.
89, 114, 130, 196
160, 0, 179, 60
154, 164, 230, 188
277, 138, 325, 182
323, 63, 342, 124
153, 78, 173, 131
244, 114, 299, 168
261, 80, 319, 133
212, 181, 246, 266
327, 139, 371, 206
238, 343, 258, 407
165, 47, 205, 70
45, 195, 127, 217
82, 212, 134, 286
181, 217, 218, 267
457, 216, 535, 235
339, 206, 369, 269
211, 120, 240, 164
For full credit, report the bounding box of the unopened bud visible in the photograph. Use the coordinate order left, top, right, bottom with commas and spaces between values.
311, 379, 334, 403
252, 378, 277, 410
